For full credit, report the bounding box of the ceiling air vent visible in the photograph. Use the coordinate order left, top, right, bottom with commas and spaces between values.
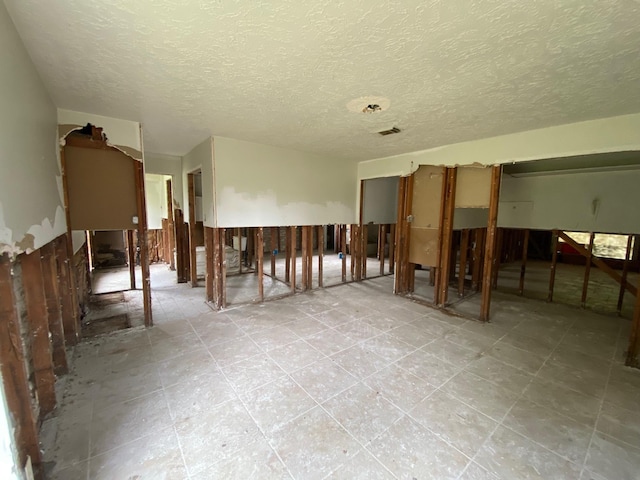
378, 126, 401, 136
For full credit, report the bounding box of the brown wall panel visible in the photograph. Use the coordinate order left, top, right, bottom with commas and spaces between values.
455, 167, 492, 208
409, 165, 444, 266
65, 146, 137, 230
409, 228, 439, 266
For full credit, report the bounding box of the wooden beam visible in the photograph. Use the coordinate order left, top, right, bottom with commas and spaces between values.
285, 227, 291, 283
220, 229, 227, 308
318, 226, 324, 288
389, 224, 395, 274
54, 236, 79, 345
236, 228, 243, 274
126, 230, 136, 289
581, 233, 595, 307
479, 166, 502, 322
350, 225, 355, 280
458, 229, 470, 297
308, 226, 314, 288
559, 231, 637, 297
518, 229, 530, 296
20, 250, 57, 417
301, 226, 309, 290
134, 161, 152, 326
617, 235, 634, 314
548, 230, 559, 302
0, 254, 43, 476
187, 173, 198, 286
437, 168, 457, 306
379, 224, 386, 276
341, 225, 347, 282
41, 243, 68, 375
270, 227, 277, 277
402, 175, 414, 293
257, 227, 264, 301
361, 224, 368, 279
434, 168, 448, 303
174, 209, 187, 283
626, 277, 640, 366
204, 227, 214, 302
166, 179, 175, 271
290, 226, 297, 293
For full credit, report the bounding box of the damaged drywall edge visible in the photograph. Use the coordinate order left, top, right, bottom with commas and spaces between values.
58, 125, 143, 161
0, 203, 66, 258
57, 109, 141, 152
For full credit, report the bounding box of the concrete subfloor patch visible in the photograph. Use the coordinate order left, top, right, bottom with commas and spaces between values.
41, 264, 640, 479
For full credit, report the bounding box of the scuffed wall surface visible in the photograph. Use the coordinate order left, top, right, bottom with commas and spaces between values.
0, 3, 64, 256
182, 138, 214, 226
358, 114, 640, 180
214, 137, 356, 227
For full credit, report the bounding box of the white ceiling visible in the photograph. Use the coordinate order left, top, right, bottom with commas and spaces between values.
6, 0, 640, 160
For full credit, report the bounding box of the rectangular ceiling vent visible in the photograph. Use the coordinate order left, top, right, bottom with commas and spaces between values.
378, 126, 401, 136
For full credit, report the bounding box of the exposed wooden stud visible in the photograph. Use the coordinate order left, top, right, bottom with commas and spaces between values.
290, 226, 297, 293
479, 165, 502, 322
626, 278, 640, 367
581, 232, 595, 307
221, 228, 227, 309
126, 230, 136, 289
236, 228, 243, 274
212, 227, 221, 307
166, 179, 175, 270
458, 229, 470, 297
433, 168, 448, 303
134, 161, 152, 326
187, 173, 198, 286
350, 225, 356, 279
41, 243, 68, 375
285, 227, 291, 283
437, 168, 457, 306
301, 226, 309, 290
317, 226, 324, 288
204, 227, 214, 302
270, 227, 277, 277
389, 224, 395, 274
617, 235, 634, 314
0, 254, 43, 476
394, 177, 407, 294
548, 230, 559, 302
21, 250, 57, 417
492, 228, 503, 289
341, 225, 347, 282
308, 226, 314, 288
361, 224, 368, 279
174, 209, 187, 282
54, 236, 79, 345
560, 232, 638, 297
403, 175, 414, 293
518, 229, 530, 295
257, 227, 264, 301
247, 228, 255, 271
379, 224, 386, 276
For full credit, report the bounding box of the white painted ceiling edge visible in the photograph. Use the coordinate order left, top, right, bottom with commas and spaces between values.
6, 1, 640, 160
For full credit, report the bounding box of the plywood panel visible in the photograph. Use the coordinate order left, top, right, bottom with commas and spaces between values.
456, 167, 492, 208
409, 228, 439, 266
411, 166, 444, 228
65, 146, 137, 230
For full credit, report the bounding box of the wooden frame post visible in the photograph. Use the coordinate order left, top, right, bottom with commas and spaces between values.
317, 226, 324, 288
389, 224, 395, 274
479, 166, 502, 322
41, 243, 68, 375
626, 280, 640, 367
187, 173, 198, 286
285, 227, 291, 283
134, 161, 152, 326
341, 225, 347, 282
458, 229, 470, 297
301, 226, 309, 291
581, 232, 595, 307
548, 230, 559, 302
379, 224, 387, 276
21, 250, 57, 417
204, 227, 214, 302
617, 235, 634, 314
54, 236, 79, 345
290, 226, 297, 293
361, 224, 368, 280
126, 229, 136, 289
270, 227, 277, 277
437, 167, 457, 306
257, 227, 264, 301
0, 254, 43, 477
166, 179, 175, 270
518, 229, 530, 295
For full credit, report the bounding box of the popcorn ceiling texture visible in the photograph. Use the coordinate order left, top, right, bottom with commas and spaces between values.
5, 0, 640, 160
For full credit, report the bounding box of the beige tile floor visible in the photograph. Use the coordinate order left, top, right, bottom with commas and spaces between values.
43, 265, 640, 479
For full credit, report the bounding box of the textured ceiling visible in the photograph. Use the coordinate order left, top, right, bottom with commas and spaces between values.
5, 0, 640, 160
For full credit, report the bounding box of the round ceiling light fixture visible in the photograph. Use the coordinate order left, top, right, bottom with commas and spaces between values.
347, 96, 390, 113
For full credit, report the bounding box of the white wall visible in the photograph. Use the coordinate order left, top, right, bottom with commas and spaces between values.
358, 114, 640, 180
213, 137, 357, 228
144, 152, 183, 210
362, 177, 398, 225
144, 174, 169, 230
498, 168, 640, 234
182, 137, 214, 226
0, 2, 64, 256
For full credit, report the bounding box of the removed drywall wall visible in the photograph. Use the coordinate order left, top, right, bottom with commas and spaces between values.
0, 2, 64, 255
362, 177, 399, 225
145, 174, 169, 230
144, 152, 183, 210
213, 137, 356, 227
182, 138, 214, 226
